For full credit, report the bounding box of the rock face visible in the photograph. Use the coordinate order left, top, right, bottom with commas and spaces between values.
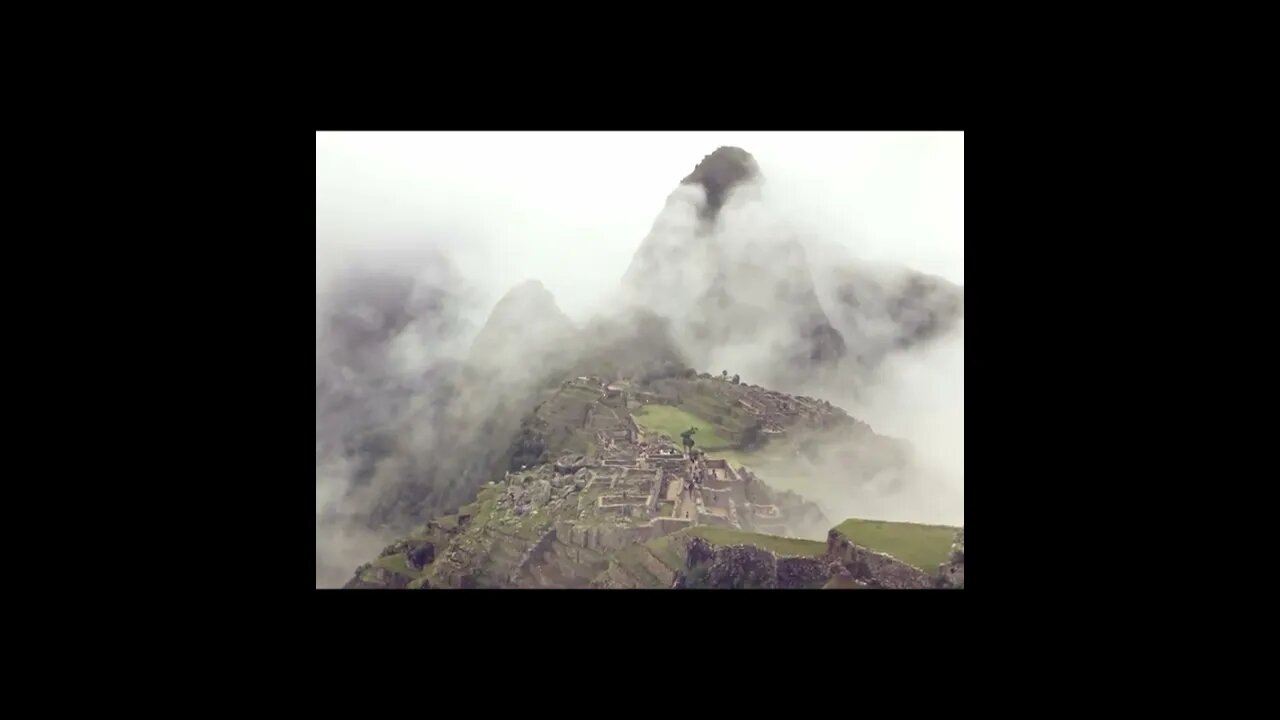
620, 147, 849, 392
670, 537, 823, 589
776, 556, 828, 589
700, 544, 778, 589
937, 528, 964, 588
823, 528, 935, 589
681, 146, 760, 221
529, 479, 552, 509
554, 454, 588, 475
407, 542, 435, 570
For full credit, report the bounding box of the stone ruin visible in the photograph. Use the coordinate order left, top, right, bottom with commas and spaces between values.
474, 372, 835, 587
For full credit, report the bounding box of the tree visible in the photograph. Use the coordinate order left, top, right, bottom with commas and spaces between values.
721, 370, 728, 380
731, 374, 740, 385
680, 426, 698, 452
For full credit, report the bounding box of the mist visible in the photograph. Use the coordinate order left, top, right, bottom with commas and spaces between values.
316, 131, 963, 585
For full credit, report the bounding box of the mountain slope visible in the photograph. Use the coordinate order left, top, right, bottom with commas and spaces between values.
818, 263, 964, 380
340, 366, 961, 589
467, 279, 577, 383
620, 146, 848, 390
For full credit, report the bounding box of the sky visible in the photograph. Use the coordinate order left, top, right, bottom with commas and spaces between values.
315, 131, 964, 324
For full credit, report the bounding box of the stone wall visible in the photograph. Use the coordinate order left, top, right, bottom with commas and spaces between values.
683, 539, 779, 589
638, 550, 678, 587
776, 557, 829, 588
824, 529, 934, 589
648, 517, 693, 538
696, 511, 733, 527
559, 522, 653, 553
509, 527, 558, 584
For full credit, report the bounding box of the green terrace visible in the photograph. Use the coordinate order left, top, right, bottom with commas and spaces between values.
372, 552, 425, 580
833, 518, 959, 571
632, 405, 734, 450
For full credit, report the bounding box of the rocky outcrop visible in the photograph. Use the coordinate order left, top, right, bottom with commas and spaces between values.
776, 556, 828, 589
681, 146, 760, 221
674, 536, 823, 589
529, 479, 552, 509
936, 528, 964, 588
824, 529, 935, 589
700, 544, 778, 589
554, 454, 589, 475
620, 147, 850, 392
407, 542, 435, 570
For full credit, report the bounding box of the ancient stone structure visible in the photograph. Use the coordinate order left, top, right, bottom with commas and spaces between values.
491, 374, 824, 576
346, 369, 945, 590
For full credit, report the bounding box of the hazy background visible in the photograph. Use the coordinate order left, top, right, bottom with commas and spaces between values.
316, 132, 963, 321
316, 131, 964, 585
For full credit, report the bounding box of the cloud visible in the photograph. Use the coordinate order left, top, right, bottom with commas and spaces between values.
315, 131, 964, 584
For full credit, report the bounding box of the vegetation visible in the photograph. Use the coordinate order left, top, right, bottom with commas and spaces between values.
612, 544, 665, 586
374, 552, 425, 579
644, 535, 685, 572
633, 405, 732, 448
681, 427, 697, 451
834, 518, 959, 571
686, 526, 826, 557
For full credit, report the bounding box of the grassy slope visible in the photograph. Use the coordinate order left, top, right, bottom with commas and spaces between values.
633, 405, 732, 449
373, 552, 425, 580
644, 534, 686, 572
833, 518, 958, 571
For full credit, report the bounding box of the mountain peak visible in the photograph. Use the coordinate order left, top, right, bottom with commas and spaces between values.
500, 278, 552, 303
681, 146, 760, 219
468, 279, 576, 377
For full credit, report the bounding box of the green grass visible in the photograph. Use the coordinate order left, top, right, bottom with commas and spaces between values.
686, 526, 826, 558
633, 405, 732, 449
612, 544, 664, 587
374, 553, 425, 579
833, 518, 959, 571
644, 535, 685, 572
659, 501, 675, 518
